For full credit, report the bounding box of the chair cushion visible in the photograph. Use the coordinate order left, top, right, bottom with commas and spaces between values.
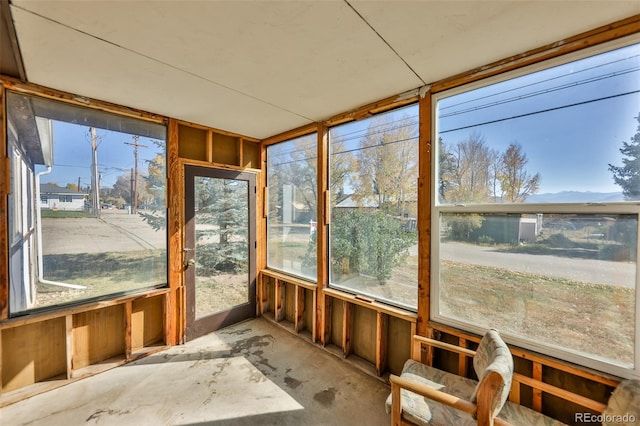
470, 329, 514, 418
385, 359, 478, 426
602, 379, 640, 426
499, 401, 568, 425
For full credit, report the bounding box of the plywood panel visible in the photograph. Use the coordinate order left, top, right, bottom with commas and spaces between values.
73, 305, 125, 369
211, 132, 238, 166
353, 305, 376, 364
387, 316, 411, 375
2, 319, 66, 391
304, 288, 314, 334
242, 140, 260, 169
284, 283, 295, 323
330, 297, 343, 347
131, 296, 165, 350
178, 124, 207, 161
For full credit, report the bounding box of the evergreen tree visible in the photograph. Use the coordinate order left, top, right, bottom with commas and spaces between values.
609, 114, 640, 200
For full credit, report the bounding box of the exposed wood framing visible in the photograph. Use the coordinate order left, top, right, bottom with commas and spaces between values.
316, 125, 330, 345
342, 301, 354, 357
275, 279, 286, 322
0, 77, 166, 124
417, 89, 431, 339
262, 123, 318, 147
376, 312, 388, 376
323, 89, 420, 128
533, 362, 543, 412
167, 119, 182, 345
294, 285, 305, 333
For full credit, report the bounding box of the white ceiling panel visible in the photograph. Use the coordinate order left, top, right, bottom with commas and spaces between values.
7, 1, 640, 140
351, 1, 640, 84
11, 5, 312, 138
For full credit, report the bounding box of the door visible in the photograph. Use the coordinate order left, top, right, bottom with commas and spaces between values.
184, 166, 256, 340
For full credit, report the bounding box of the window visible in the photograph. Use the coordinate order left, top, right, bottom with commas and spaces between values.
433, 38, 640, 376
329, 105, 419, 310
7, 91, 168, 315
266, 133, 318, 281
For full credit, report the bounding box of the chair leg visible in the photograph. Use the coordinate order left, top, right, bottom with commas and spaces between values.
391, 382, 402, 426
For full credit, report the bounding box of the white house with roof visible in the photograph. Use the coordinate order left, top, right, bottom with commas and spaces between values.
39, 183, 86, 211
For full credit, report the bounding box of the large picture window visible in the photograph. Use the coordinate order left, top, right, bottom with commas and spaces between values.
329, 105, 419, 310
266, 134, 318, 281
7, 91, 168, 315
433, 38, 640, 376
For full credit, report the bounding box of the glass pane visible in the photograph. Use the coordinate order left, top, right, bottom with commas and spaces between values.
436, 42, 640, 205
439, 212, 636, 367
266, 134, 318, 281
329, 104, 419, 310
7, 91, 167, 315
194, 177, 249, 318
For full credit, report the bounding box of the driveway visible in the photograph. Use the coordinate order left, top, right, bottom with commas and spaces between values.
42, 209, 166, 255
440, 242, 635, 288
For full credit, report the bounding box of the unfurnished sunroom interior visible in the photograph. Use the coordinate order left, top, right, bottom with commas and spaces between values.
1, 1, 640, 425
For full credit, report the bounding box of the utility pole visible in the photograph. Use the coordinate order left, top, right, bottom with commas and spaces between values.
125, 136, 148, 214
90, 127, 101, 217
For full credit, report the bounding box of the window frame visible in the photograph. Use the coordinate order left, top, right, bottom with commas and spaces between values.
431, 35, 640, 378
327, 103, 420, 312
6, 89, 169, 317
265, 132, 319, 284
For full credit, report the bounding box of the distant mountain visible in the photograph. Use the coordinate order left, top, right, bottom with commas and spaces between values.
526, 191, 625, 203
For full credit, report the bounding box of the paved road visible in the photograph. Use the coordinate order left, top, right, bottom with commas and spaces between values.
441, 242, 635, 288
42, 209, 166, 255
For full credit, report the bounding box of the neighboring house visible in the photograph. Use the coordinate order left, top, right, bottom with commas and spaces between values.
39, 184, 86, 211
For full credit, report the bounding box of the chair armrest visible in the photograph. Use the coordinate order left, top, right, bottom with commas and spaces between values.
412, 335, 476, 358
390, 374, 476, 414
390, 374, 514, 426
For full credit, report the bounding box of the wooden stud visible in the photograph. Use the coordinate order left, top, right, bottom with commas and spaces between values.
416, 89, 431, 338
532, 362, 543, 412
342, 301, 353, 358
274, 279, 285, 322
294, 285, 305, 333
316, 125, 330, 344
458, 337, 469, 377
206, 130, 213, 163
376, 312, 388, 376
311, 290, 318, 342
167, 118, 182, 346
124, 301, 132, 360
65, 315, 73, 379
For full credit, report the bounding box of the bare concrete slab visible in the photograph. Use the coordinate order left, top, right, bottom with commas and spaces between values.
0, 318, 391, 425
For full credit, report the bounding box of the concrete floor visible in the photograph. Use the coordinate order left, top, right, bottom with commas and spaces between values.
0, 318, 391, 425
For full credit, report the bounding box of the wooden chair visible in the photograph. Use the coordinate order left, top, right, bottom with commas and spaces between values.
387, 329, 514, 426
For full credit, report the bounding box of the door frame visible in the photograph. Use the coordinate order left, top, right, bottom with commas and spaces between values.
183, 165, 256, 340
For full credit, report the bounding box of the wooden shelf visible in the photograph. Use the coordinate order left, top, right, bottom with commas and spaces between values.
177, 122, 260, 169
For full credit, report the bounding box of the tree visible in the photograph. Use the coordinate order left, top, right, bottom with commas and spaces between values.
609, 113, 640, 200
445, 132, 493, 203
351, 113, 418, 216
195, 178, 248, 275
498, 143, 540, 202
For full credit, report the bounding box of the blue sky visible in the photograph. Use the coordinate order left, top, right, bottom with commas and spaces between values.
436, 41, 640, 194
38, 122, 164, 190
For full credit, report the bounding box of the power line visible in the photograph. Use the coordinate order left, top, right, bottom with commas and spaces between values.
439, 90, 640, 134
439, 53, 640, 113
440, 67, 640, 118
